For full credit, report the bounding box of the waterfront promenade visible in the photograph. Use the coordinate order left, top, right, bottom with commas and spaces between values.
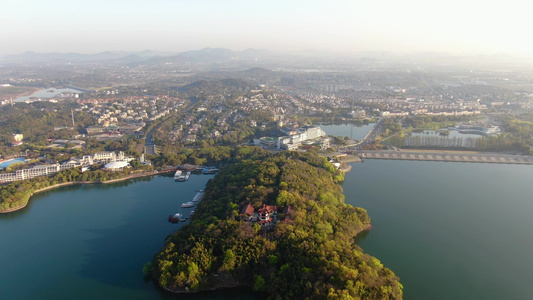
357, 150, 533, 164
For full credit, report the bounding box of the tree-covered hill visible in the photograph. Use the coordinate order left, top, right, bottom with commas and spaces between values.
152, 149, 402, 299
0, 101, 95, 145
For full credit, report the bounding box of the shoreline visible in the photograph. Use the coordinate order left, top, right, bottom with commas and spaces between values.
0, 170, 166, 214
357, 224, 373, 234
340, 165, 352, 172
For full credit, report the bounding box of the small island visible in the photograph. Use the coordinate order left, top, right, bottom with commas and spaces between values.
150, 149, 403, 299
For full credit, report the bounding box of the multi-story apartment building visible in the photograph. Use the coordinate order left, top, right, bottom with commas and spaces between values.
0, 151, 130, 184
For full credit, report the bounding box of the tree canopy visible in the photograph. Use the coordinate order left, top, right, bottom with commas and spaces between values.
152, 149, 402, 299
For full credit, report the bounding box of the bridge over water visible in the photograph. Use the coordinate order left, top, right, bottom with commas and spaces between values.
357, 150, 533, 165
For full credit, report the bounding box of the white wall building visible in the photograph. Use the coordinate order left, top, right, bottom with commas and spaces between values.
276, 126, 326, 150
0, 163, 63, 182
0, 151, 133, 184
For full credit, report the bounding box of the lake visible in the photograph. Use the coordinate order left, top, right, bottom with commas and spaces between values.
0, 174, 259, 300
14, 87, 82, 102
2, 161, 533, 299
345, 160, 533, 299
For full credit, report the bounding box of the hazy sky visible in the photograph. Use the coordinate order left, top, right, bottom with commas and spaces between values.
2, 0, 532, 57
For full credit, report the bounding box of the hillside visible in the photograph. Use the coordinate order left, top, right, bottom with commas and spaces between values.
151, 149, 402, 299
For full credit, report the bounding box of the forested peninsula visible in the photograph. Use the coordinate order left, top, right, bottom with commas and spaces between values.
151, 149, 403, 299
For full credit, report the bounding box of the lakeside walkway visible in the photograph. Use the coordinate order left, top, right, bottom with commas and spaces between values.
357, 150, 533, 164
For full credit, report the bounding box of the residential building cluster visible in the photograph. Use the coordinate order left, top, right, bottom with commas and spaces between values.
279, 88, 486, 119
78, 96, 186, 126
78, 95, 187, 138
166, 95, 266, 145
274, 71, 533, 119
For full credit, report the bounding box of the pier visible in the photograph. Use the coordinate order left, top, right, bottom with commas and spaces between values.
357, 150, 533, 165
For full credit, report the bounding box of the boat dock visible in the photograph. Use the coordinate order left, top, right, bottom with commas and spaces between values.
192, 191, 204, 202
358, 151, 533, 165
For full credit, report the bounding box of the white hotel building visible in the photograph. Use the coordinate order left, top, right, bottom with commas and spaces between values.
265, 126, 327, 150
0, 151, 131, 184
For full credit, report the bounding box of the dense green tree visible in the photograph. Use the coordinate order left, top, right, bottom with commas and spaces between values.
151, 149, 402, 299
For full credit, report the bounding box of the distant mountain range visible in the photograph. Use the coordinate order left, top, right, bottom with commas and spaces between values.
2, 48, 276, 65
3, 50, 148, 63
4, 48, 531, 69
132, 48, 275, 66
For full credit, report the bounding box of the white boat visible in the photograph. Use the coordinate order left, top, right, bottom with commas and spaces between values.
181, 202, 195, 208
192, 191, 204, 202
176, 171, 191, 181
174, 170, 182, 179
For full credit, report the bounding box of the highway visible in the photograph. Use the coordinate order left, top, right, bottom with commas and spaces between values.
360, 117, 384, 145
336, 117, 386, 151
